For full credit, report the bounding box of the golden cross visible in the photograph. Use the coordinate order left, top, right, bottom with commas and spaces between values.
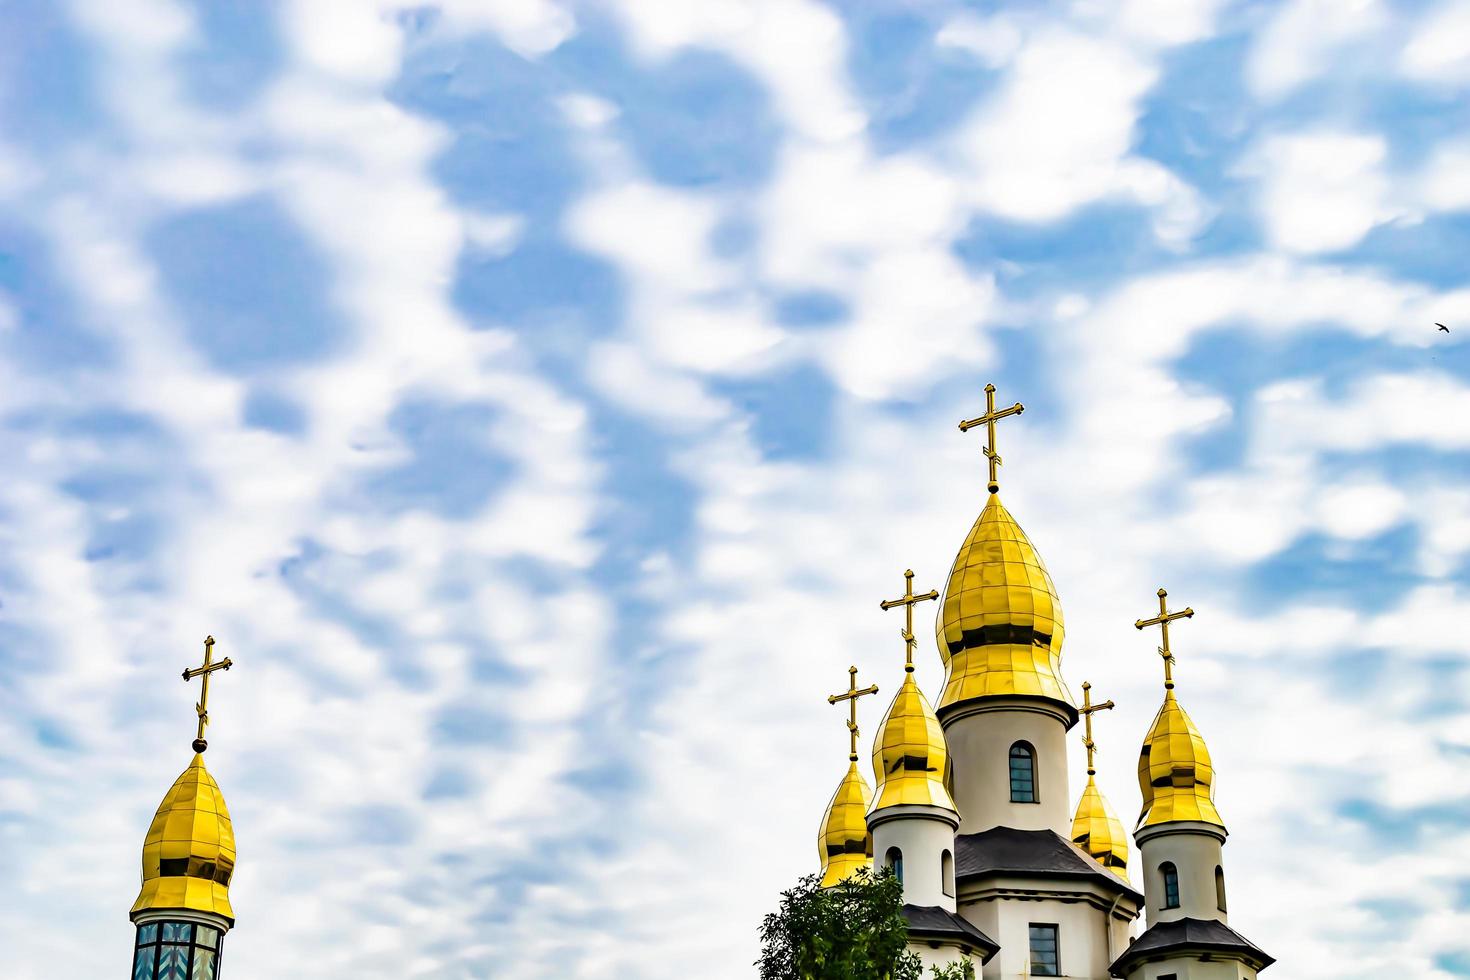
828, 666, 880, 762
879, 568, 939, 672
181, 635, 232, 753
1078, 681, 1115, 776
958, 382, 1025, 493
1134, 588, 1193, 691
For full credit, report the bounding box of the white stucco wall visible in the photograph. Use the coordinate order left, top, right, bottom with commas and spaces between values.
912, 942, 984, 975
1122, 957, 1257, 980
964, 893, 1123, 979
872, 806, 960, 910
1136, 823, 1228, 926
941, 699, 1072, 835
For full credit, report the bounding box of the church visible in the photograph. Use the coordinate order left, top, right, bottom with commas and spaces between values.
815, 385, 1274, 979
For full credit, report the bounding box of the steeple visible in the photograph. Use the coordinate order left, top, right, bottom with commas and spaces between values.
818, 667, 878, 888
936, 384, 1072, 715
1134, 590, 1223, 829
129, 637, 238, 980
1070, 682, 1128, 874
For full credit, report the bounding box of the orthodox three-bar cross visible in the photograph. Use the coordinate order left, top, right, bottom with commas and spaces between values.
1134, 588, 1193, 691
182, 635, 233, 753
958, 383, 1025, 493
880, 568, 939, 672
828, 666, 879, 762
1078, 681, 1115, 777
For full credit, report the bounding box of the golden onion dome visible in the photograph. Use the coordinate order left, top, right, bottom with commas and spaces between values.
934, 492, 1071, 712
870, 672, 956, 812
131, 754, 236, 923
1071, 775, 1129, 874
1137, 691, 1224, 829
818, 760, 874, 887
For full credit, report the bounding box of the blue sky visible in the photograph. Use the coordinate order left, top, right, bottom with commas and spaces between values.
1, 1, 1469, 977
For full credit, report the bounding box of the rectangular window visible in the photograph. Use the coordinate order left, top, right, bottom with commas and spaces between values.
1160, 975, 1178, 980
1028, 923, 1059, 977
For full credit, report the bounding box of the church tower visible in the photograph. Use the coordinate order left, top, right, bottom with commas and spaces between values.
128, 637, 237, 980
871, 570, 998, 971
1109, 592, 1273, 980
934, 385, 1139, 978
818, 666, 878, 888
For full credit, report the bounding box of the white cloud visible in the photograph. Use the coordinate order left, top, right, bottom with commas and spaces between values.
1402, 1, 1470, 86
431, 0, 576, 57
1420, 140, 1470, 211
1248, 0, 1387, 99
1245, 131, 1399, 253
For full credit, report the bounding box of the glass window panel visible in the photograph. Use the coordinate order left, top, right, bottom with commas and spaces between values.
1028, 924, 1059, 976
138, 924, 159, 945
161, 922, 193, 943
1162, 863, 1180, 909
191, 949, 216, 980
1009, 744, 1036, 802
133, 945, 157, 980
195, 926, 219, 950
157, 944, 191, 980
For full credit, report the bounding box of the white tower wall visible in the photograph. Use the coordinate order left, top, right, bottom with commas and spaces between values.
869, 805, 961, 911
940, 697, 1072, 835
1136, 822, 1228, 927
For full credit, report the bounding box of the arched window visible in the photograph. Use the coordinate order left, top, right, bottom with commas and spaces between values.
886, 847, 904, 885
1009, 742, 1037, 803
1160, 862, 1180, 909
941, 849, 955, 898
1215, 866, 1227, 912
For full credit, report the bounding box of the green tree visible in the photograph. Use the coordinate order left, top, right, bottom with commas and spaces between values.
928, 959, 976, 980
757, 868, 921, 980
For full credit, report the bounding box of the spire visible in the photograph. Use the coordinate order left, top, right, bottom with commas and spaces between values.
872, 570, 955, 812
1071, 681, 1128, 874
936, 385, 1071, 713
132, 636, 239, 924
1133, 590, 1224, 829
819, 667, 879, 887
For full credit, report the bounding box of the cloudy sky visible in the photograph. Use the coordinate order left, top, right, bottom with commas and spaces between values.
1, 0, 1468, 977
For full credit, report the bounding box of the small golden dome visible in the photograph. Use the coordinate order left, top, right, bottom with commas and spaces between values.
818, 760, 874, 887
1137, 691, 1224, 829
1071, 775, 1129, 874
870, 672, 956, 812
935, 493, 1071, 711
131, 754, 236, 922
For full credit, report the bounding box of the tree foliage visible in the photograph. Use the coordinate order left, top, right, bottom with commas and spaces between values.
756, 868, 921, 980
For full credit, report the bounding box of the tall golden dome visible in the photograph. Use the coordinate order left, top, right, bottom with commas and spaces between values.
131, 754, 236, 922
934, 492, 1071, 711
870, 672, 956, 812
818, 761, 874, 887
1137, 690, 1224, 829
1072, 776, 1129, 873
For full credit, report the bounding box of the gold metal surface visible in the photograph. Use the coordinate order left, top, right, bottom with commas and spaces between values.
1071, 681, 1127, 874
131, 754, 236, 922
818, 760, 874, 887
1134, 589, 1192, 691
1133, 590, 1224, 829
880, 569, 939, 672
934, 492, 1071, 709
829, 666, 880, 761
182, 636, 232, 754
870, 671, 956, 813
958, 383, 1024, 494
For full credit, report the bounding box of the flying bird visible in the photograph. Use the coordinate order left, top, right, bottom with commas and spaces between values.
1438, 323, 1451, 332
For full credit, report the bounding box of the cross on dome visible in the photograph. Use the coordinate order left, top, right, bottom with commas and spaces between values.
182, 635, 233, 753
1134, 588, 1193, 690
1078, 681, 1116, 777
958, 382, 1025, 493
879, 568, 938, 672
828, 666, 879, 762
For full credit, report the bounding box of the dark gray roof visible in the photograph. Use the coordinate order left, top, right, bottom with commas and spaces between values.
954, 827, 1142, 901
1109, 917, 1274, 976
901, 905, 999, 960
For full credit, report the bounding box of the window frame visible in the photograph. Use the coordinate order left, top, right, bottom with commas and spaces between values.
1160, 861, 1181, 910
1008, 741, 1038, 804
1027, 922, 1060, 977
132, 920, 223, 980
885, 846, 904, 886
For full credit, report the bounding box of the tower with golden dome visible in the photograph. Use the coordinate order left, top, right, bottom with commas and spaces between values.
801, 383, 1271, 979
127, 637, 237, 980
